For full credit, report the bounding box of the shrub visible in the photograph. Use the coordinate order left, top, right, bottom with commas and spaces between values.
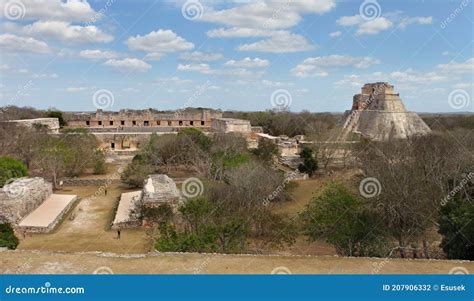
301, 182, 388, 257
0, 157, 28, 187
0, 223, 19, 250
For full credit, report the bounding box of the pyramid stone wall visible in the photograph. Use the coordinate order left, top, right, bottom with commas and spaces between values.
342, 82, 431, 141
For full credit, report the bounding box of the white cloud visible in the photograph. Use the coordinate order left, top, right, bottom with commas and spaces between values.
334, 68, 448, 89
143, 52, 164, 61
23, 21, 113, 43
122, 87, 139, 92
261, 79, 286, 87
155, 76, 193, 85
399, 17, 432, 29
177, 63, 213, 74
0, 0, 98, 22
237, 31, 315, 53
337, 13, 432, 35
337, 15, 363, 26
79, 49, 118, 60
127, 29, 194, 53
207, 27, 277, 38
201, 2, 300, 30
66, 87, 89, 92
436, 58, 474, 74
390, 69, 447, 84
224, 57, 269, 68
32, 73, 58, 79
177, 63, 264, 78
0, 33, 49, 53
453, 83, 473, 89
179, 51, 223, 62
104, 58, 151, 73
329, 31, 341, 37
356, 17, 393, 35
291, 55, 380, 78
201, 0, 336, 30
220, 68, 265, 78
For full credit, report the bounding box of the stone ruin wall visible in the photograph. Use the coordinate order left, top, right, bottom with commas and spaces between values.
210, 118, 252, 133
0, 177, 52, 225
3, 118, 60, 134
65, 109, 222, 129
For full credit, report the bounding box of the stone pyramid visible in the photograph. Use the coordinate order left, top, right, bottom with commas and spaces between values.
341, 82, 431, 141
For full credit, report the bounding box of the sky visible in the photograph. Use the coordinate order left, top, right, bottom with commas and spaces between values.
0, 0, 472, 113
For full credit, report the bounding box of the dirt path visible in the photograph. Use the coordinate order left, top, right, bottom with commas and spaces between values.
1, 250, 472, 274
18, 185, 151, 254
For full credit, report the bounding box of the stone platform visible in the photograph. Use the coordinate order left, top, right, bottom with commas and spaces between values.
18, 194, 78, 233
112, 191, 142, 229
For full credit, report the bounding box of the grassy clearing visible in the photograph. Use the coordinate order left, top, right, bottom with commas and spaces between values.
17, 185, 151, 254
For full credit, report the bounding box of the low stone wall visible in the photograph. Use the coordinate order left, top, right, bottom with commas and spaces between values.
0, 177, 52, 225
111, 191, 142, 230
60, 178, 121, 186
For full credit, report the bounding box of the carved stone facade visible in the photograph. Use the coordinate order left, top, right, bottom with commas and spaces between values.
112, 174, 184, 229
65, 109, 222, 130
211, 118, 252, 133
142, 174, 183, 210
0, 177, 52, 225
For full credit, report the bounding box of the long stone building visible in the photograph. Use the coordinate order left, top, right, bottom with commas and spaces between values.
63, 109, 259, 151
65, 109, 222, 130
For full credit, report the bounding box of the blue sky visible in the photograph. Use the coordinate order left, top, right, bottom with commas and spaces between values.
0, 0, 472, 112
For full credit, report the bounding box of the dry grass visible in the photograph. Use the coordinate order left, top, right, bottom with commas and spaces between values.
1, 249, 472, 274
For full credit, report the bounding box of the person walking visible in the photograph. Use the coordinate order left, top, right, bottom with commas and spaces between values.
117, 228, 121, 239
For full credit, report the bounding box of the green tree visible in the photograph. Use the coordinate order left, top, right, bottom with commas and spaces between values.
178, 128, 211, 151
0, 223, 19, 249
46, 110, 67, 127
142, 204, 174, 225
438, 178, 474, 260
120, 162, 154, 188
0, 157, 28, 187
298, 146, 318, 177
38, 136, 73, 188
301, 183, 387, 257
93, 150, 107, 175
253, 139, 278, 162
155, 197, 251, 253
